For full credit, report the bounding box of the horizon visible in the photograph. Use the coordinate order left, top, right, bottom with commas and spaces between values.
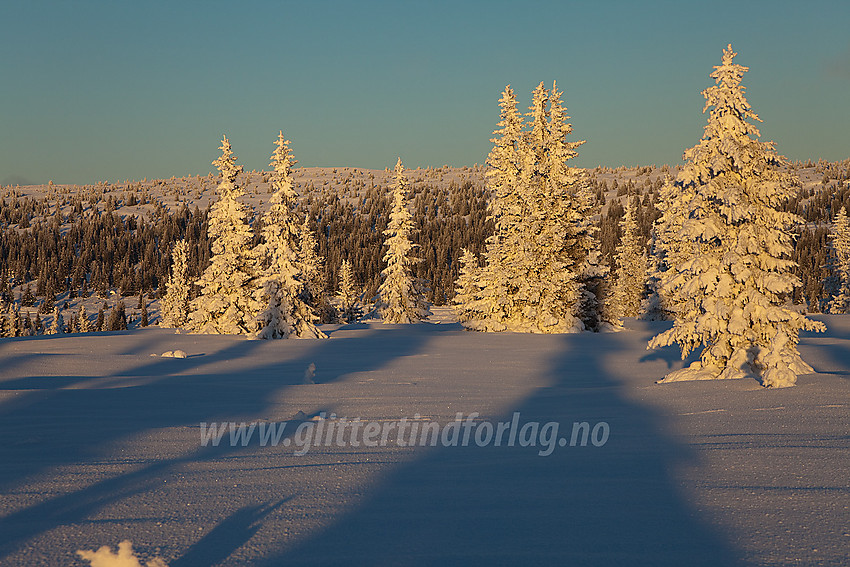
3, 0, 849, 186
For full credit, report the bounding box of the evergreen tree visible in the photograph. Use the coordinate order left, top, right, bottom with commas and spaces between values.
606, 195, 648, 325
187, 136, 256, 334
826, 207, 850, 313
96, 302, 106, 332
11, 305, 21, 337
48, 306, 64, 335
451, 248, 485, 325
470, 85, 524, 330
160, 239, 191, 328
465, 82, 594, 333
336, 259, 362, 323
298, 215, 334, 323
0, 309, 9, 338
22, 312, 33, 336
140, 295, 149, 327
107, 299, 127, 331
21, 284, 35, 307
648, 45, 824, 387
253, 132, 325, 339
39, 286, 55, 314
641, 235, 673, 321
78, 303, 91, 333
374, 158, 430, 323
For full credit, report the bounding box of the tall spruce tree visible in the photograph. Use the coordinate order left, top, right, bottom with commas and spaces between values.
460, 82, 595, 333
469, 85, 525, 330
78, 303, 91, 333
160, 239, 191, 328
48, 306, 64, 335
826, 207, 850, 313
253, 132, 325, 339
298, 214, 334, 323
0, 308, 9, 338
374, 158, 430, 323
187, 136, 256, 334
649, 45, 824, 387
606, 195, 648, 325
336, 259, 362, 324
452, 248, 485, 325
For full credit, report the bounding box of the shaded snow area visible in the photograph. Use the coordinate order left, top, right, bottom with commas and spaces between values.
0, 318, 848, 566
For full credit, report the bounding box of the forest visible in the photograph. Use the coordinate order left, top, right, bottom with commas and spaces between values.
0, 156, 848, 338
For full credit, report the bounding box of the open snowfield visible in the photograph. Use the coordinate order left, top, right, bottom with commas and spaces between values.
1, 310, 848, 566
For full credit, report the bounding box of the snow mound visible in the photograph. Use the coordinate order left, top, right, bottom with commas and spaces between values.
160, 350, 187, 358
77, 540, 167, 567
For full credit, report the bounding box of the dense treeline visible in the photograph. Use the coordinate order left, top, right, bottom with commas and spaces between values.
0, 176, 492, 327
309, 179, 491, 305
0, 157, 848, 334
0, 199, 209, 306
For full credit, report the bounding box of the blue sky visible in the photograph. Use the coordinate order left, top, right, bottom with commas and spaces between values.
2, 0, 849, 185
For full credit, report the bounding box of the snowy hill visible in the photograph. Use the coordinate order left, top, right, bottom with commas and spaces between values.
6, 159, 846, 224
0, 318, 848, 565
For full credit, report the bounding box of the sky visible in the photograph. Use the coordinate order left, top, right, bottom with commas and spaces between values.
2, 0, 849, 186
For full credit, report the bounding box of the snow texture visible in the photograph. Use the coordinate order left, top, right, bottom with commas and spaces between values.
1, 318, 848, 565
77, 540, 167, 567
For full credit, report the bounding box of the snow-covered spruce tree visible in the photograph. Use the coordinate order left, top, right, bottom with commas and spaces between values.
297, 215, 334, 323
96, 303, 105, 332
48, 306, 64, 335
465, 82, 595, 333
640, 231, 674, 321
160, 239, 191, 328
10, 306, 21, 337
374, 158, 431, 323
336, 259, 362, 324
107, 300, 127, 331
253, 132, 325, 339
187, 136, 256, 335
648, 45, 824, 388
462, 85, 524, 330
22, 312, 34, 336
78, 304, 91, 333
0, 308, 9, 338
826, 207, 850, 313
451, 248, 485, 325
606, 195, 648, 326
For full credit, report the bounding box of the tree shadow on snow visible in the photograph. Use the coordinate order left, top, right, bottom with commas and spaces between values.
171, 498, 292, 567
0, 325, 436, 562
266, 330, 746, 567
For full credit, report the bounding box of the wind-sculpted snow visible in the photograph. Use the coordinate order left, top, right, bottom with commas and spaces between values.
0, 316, 848, 565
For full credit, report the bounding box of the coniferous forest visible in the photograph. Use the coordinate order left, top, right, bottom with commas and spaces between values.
1, 156, 849, 336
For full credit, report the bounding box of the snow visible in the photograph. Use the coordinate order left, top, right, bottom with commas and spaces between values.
77, 540, 166, 567
1, 316, 848, 565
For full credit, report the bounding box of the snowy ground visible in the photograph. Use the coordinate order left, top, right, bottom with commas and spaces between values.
0, 310, 848, 566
